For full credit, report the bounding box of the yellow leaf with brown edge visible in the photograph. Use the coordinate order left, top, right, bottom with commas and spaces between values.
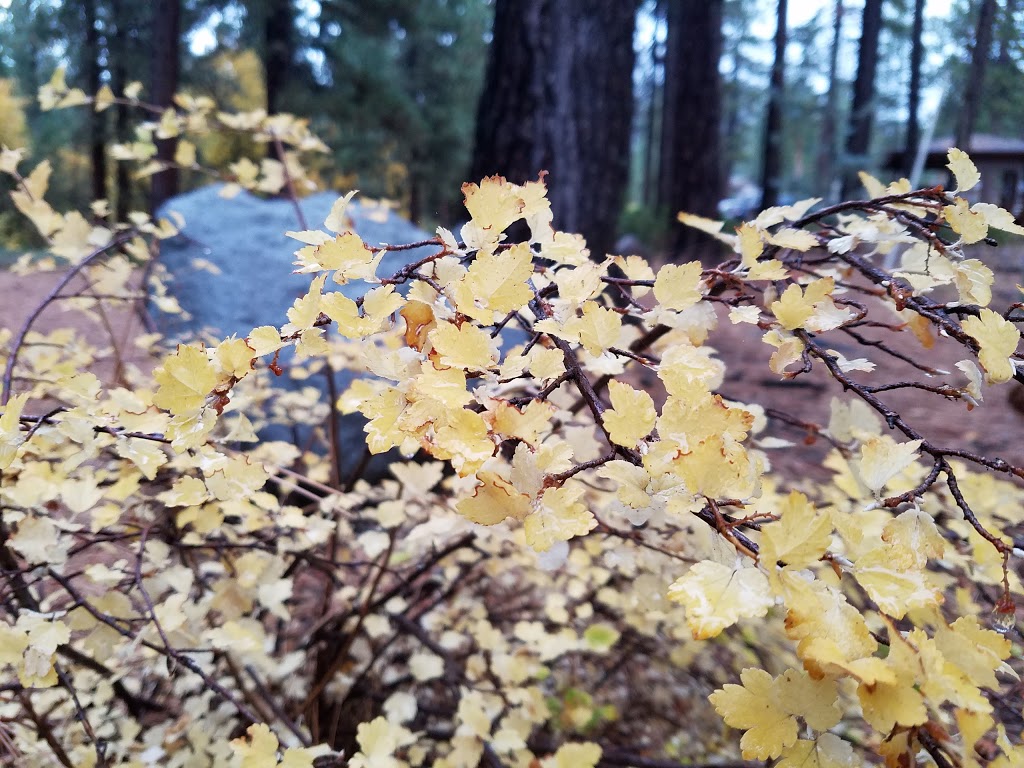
457, 471, 531, 525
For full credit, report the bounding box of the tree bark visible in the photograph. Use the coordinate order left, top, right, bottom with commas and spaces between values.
760, 0, 787, 210
815, 0, 843, 199
83, 0, 106, 204
658, 0, 723, 260
840, 0, 884, 200
150, 0, 180, 214
642, 0, 665, 207
264, 0, 294, 117
904, 0, 925, 178
469, 0, 638, 262
997, 0, 1016, 63
109, 0, 131, 221
954, 0, 997, 154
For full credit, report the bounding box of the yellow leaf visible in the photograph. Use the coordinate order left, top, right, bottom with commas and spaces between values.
282, 274, 327, 335
955, 259, 994, 307
779, 571, 877, 667
936, 617, 1011, 691
947, 147, 981, 193
457, 471, 531, 525
156, 106, 179, 139
246, 326, 284, 357
568, 301, 622, 356
737, 223, 764, 266
962, 308, 1020, 383
856, 630, 927, 732
9, 516, 63, 564
94, 84, 115, 112
853, 435, 922, 495
554, 260, 605, 305
487, 399, 554, 446
614, 254, 655, 296
709, 668, 798, 760
174, 139, 196, 167
767, 228, 819, 251
152, 344, 220, 416
880, 509, 945, 570
774, 668, 841, 731
859, 171, 887, 199
311, 232, 381, 283
215, 337, 255, 379
677, 211, 726, 237
0, 392, 30, 469
603, 380, 656, 447
430, 321, 498, 371
944, 198, 989, 244
973, 202, 1024, 236
431, 409, 495, 476
668, 560, 773, 639
653, 261, 704, 311
157, 475, 209, 507
324, 189, 358, 233
114, 437, 168, 481
853, 564, 942, 619
760, 490, 832, 569
771, 284, 815, 330
451, 241, 535, 321
350, 716, 416, 766
541, 742, 602, 768
230, 723, 279, 768
776, 735, 857, 768
461, 175, 528, 252
525, 484, 595, 551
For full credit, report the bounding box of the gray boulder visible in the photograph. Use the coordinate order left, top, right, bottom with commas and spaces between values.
156, 184, 435, 340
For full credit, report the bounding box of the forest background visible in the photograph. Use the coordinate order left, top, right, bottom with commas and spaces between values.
2, 0, 1021, 266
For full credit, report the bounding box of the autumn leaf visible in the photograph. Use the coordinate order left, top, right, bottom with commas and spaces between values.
709, 668, 798, 760
152, 344, 220, 416
947, 147, 980, 193
759, 490, 832, 570
603, 380, 656, 447
653, 261, 704, 311
853, 435, 922, 495
962, 308, 1020, 383
668, 560, 773, 639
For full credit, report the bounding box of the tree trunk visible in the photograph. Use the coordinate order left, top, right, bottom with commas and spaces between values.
469, 0, 638, 262
110, 0, 131, 221
83, 0, 106, 205
265, 0, 293, 117
904, 0, 925, 178
954, 0, 997, 154
840, 0, 883, 200
997, 0, 1016, 63
642, 0, 665, 207
150, 0, 180, 214
815, 0, 843, 199
658, 0, 723, 260
760, 0, 787, 210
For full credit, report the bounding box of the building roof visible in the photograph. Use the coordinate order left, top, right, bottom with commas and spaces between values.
931, 134, 1024, 156
885, 134, 1024, 170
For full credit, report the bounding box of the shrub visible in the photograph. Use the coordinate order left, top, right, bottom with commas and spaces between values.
0, 80, 1022, 768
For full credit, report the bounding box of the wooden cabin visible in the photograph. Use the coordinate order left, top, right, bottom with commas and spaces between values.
888, 134, 1024, 216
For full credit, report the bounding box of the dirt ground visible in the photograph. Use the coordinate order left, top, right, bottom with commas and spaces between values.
3, 249, 1024, 488
0, 266, 155, 389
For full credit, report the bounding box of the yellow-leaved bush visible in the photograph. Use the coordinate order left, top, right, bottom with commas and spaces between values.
0, 78, 1022, 768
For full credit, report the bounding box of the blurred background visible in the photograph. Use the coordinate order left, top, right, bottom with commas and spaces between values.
0, 0, 1018, 260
